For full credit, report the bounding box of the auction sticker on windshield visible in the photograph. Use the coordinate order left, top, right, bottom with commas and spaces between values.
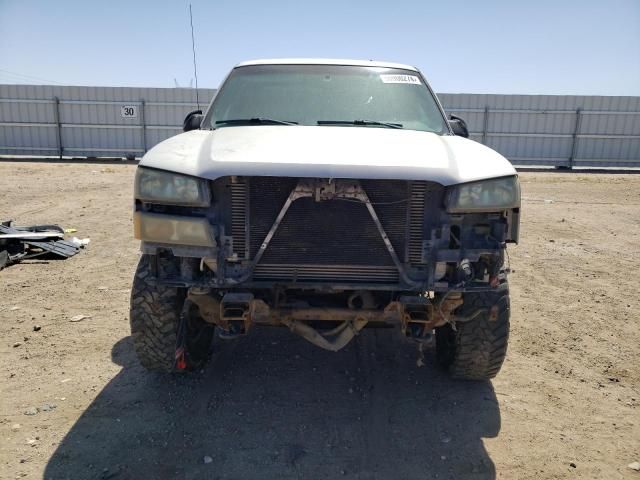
380, 74, 421, 85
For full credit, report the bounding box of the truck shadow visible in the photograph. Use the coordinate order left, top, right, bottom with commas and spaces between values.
45, 328, 500, 480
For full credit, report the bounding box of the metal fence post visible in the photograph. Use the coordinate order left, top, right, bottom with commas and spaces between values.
53, 96, 63, 159
482, 105, 490, 145
568, 108, 582, 169
140, 99, 147, 155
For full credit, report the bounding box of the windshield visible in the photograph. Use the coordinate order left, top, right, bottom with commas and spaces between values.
206, 64, 449, 134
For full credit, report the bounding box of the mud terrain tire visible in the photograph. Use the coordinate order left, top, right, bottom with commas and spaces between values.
130, 254, 213, 372
436, 287, 510, 380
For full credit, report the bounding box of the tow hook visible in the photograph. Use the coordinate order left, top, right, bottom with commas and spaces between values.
220, 293, 254, 335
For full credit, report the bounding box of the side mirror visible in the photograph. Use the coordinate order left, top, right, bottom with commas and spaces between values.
448, 114, 469, 138
183, 110, 203, 132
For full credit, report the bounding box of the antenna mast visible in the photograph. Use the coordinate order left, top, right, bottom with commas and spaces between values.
189, 4, 200, 110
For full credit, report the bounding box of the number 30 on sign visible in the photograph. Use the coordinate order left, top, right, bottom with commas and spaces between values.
121, 105, 138, 118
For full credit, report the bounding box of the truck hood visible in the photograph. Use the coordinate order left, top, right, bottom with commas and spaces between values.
139, 126, 516, 186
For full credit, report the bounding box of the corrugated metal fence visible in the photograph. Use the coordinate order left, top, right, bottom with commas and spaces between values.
440, 94, 640, 168
1, 85, 639, 168
0, 85, 216, 158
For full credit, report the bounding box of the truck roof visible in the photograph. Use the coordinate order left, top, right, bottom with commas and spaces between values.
235, 58, 419, 71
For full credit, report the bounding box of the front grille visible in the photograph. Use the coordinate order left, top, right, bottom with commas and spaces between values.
253, 264, 399, 282
260, 196, 394, 266
230, 177, 439, 283
249, 177, 298, 259
360, 180, 410, 262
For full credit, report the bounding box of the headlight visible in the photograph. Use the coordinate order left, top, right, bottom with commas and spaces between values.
445, 176, 520, 213
134, 167, 210, 206
133, 212, 215, 246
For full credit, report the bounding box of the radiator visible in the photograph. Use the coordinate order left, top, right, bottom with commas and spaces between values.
230, 177, 437, 283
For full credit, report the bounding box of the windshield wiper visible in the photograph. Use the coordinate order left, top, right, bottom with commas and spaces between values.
215, 117, 298, 127
317, 120, 403, 129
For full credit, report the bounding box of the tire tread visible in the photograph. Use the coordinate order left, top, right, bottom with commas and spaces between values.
437, 288, 510, 381
129, 254, 182, 372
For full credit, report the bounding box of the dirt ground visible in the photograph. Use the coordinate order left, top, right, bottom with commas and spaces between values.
0, 162, 638, 480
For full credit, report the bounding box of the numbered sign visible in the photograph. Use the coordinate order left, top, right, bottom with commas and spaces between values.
121, 105, 138, 118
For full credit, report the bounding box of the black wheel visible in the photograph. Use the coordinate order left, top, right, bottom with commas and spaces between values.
435, 287, 510, 380
129, 254, 213, 372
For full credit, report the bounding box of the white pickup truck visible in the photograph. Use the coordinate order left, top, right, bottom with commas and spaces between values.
130, 59, 520, 380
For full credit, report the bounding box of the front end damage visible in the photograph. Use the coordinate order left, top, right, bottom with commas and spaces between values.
134, 175, 519, 351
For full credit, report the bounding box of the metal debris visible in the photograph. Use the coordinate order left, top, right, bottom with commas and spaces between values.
0, 220, 84, 269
